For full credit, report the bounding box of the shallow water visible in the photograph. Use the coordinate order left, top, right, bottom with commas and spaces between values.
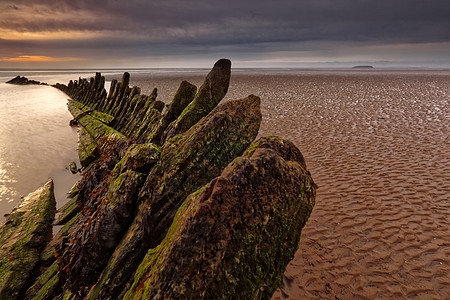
0, 77, 80, 221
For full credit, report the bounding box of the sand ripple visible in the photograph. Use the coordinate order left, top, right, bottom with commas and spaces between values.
224, 71, 450, 299
131, 69, 450, 299
256, 71, 450, 300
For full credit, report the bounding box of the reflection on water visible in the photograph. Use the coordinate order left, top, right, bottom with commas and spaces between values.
0, 82, 79, 221
0, 165, 16, 202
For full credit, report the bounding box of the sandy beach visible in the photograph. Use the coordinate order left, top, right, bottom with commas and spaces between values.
129, 69, 449, 298
237, 70, 449, 299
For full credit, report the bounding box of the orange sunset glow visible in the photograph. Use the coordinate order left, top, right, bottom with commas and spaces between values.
0, 55, 84, 63
0, 1, 449, 68
0, 30, 102, 41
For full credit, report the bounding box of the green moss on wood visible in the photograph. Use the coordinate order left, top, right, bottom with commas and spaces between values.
24, 262, 59, 300
54, 195, 80, 226
0, 180, 56, 300
89, 95, 262, 298
117, 143, 161, 174
124, 137, 316, 299
67, 182, 79, 199
40, 212, 81, 264
163, 59, 231, 141
77, 127, 99, 168
47, 62, 317, 299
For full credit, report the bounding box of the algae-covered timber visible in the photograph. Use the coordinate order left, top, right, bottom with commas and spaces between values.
161, 58, 231, 143
124, 136, 316, 299
0, 180, 56, 300
148, 80, 197, 145
1, 59, 317, 299
86, 95, 262, 298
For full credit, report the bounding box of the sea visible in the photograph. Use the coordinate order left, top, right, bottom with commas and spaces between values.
0, 70, 89, 220
0, 67, 449, 298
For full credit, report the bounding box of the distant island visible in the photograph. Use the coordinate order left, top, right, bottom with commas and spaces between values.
6, 75, 47, 85
352, 65, 374, 69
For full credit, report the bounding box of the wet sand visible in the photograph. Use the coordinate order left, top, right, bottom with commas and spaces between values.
131, 69, 449, 299
239, 71, 449, 299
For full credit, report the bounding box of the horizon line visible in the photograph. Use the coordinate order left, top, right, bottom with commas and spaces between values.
1, 66, 450, 71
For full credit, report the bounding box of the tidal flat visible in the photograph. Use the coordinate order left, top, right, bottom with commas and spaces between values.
1, 68, 449, 298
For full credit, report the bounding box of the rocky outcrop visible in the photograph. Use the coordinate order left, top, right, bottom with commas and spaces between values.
1, 59, 317, 299
0, 180, 56, 299
6, 75, 47, 85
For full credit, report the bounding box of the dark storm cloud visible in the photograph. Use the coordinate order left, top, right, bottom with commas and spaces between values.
3, 0, 450, 43
1, 0, 449, 67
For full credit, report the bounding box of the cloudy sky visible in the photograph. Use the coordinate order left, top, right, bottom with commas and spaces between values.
0, 0, 449, 68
